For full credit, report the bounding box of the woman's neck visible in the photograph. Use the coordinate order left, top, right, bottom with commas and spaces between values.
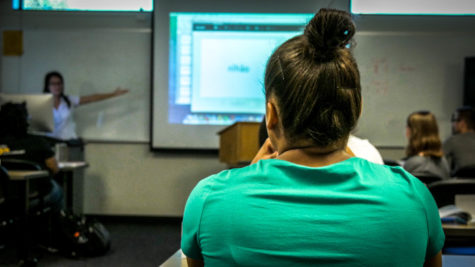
277, 143, 352, 168
54, 95, 61, 109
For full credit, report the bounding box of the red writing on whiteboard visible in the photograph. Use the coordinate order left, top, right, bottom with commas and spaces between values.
399, 65, 416, 72
371, 80, 389, 96
372, 58, 388, 74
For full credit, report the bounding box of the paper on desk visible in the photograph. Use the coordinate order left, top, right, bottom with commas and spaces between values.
439, 205, 467, 218
456, 195, 475, 225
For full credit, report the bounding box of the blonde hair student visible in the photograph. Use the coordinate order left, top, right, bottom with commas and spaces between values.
403, 111, 450, 182
181, 9, 444, 267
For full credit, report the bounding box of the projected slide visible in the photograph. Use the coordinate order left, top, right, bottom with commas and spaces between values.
14, 0, 153, 11
351, 0, 475, 15
168, 13, 312, 125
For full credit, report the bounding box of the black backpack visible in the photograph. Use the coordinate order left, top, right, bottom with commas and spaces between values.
55, 210, 111, 258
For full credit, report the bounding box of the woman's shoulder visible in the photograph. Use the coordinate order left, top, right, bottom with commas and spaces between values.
63, 95, 80, 106
404, 155, 427, 164
403, 155, 430, 170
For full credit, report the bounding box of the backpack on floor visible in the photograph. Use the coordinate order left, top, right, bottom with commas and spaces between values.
55, 210, 111, 258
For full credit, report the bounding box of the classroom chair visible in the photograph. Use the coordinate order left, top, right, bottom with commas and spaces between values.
415, 175, 442, 186
428, 179, 475, 208
452, 165, 475, 178
1, 159, 45, 202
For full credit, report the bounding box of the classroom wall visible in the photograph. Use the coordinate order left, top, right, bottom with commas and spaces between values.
1, 1, 467, 216
0, 0, 226, 217
83, 143, 225, 216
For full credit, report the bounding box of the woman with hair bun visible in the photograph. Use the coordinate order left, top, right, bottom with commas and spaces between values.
403, 111, 450, 182
182, 9, 443, 266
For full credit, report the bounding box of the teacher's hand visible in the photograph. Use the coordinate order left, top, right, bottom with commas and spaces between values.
251, 138, 277, 164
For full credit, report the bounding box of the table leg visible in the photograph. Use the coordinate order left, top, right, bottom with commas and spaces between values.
18, 180, 36, 266
59, 171, 74, 210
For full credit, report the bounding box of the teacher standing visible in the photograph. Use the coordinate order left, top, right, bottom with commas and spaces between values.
43, 71, 129, 140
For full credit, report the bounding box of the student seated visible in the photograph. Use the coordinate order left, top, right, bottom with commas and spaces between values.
443, 106, 475, 176
403, 111, 450, 182
181, 9, 443, 267
0, 102, 64, 212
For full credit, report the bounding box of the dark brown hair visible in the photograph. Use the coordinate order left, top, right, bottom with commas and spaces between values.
454, 106, 475, 130
264, 8, 361, 147
406, 111, 443, 157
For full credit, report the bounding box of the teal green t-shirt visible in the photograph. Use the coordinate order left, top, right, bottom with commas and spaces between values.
181, 158, 445, 266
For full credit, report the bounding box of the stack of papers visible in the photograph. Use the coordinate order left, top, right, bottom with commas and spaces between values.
439, 205, 473, 225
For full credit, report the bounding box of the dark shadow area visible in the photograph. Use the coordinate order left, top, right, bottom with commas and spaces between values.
0, 216, 182, 266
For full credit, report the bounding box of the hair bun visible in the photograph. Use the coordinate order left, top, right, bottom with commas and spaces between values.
304, 8, 355, 61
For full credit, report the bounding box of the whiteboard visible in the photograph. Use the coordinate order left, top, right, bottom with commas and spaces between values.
14, 28, 151, 142
5, 11, 474, 146
353, 31, 475, 147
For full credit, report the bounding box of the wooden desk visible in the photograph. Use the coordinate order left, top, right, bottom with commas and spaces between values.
160, 249, 186, 267
58, 161, 88, 211
443, 224, 475, 237
443, 223, 475, 250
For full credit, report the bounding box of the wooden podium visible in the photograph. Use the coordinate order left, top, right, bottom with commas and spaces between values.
218, 122, 261, 166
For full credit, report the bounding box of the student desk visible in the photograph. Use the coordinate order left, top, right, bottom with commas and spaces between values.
159, 249, 475, 267
58, 161, 88, 211
443, 224, 475, 238
443, 223, 475, 254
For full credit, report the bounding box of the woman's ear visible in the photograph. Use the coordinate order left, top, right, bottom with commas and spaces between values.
265, 99, 281, 153
266, 100, 279, 131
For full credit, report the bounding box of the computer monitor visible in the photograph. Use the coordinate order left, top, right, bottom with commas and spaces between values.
0, 93, 54, 133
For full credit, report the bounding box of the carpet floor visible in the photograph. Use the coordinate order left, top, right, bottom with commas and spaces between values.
0, 216, 182, 267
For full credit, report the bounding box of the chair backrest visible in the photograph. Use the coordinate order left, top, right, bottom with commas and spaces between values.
415, 175, 442, 185
1, 159, 42, 171
452, 165, 475, 178
1, 159, 48, 204
428, 179, 475, 208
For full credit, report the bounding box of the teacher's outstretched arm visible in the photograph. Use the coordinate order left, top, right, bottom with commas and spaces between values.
79, 87, 129, 105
